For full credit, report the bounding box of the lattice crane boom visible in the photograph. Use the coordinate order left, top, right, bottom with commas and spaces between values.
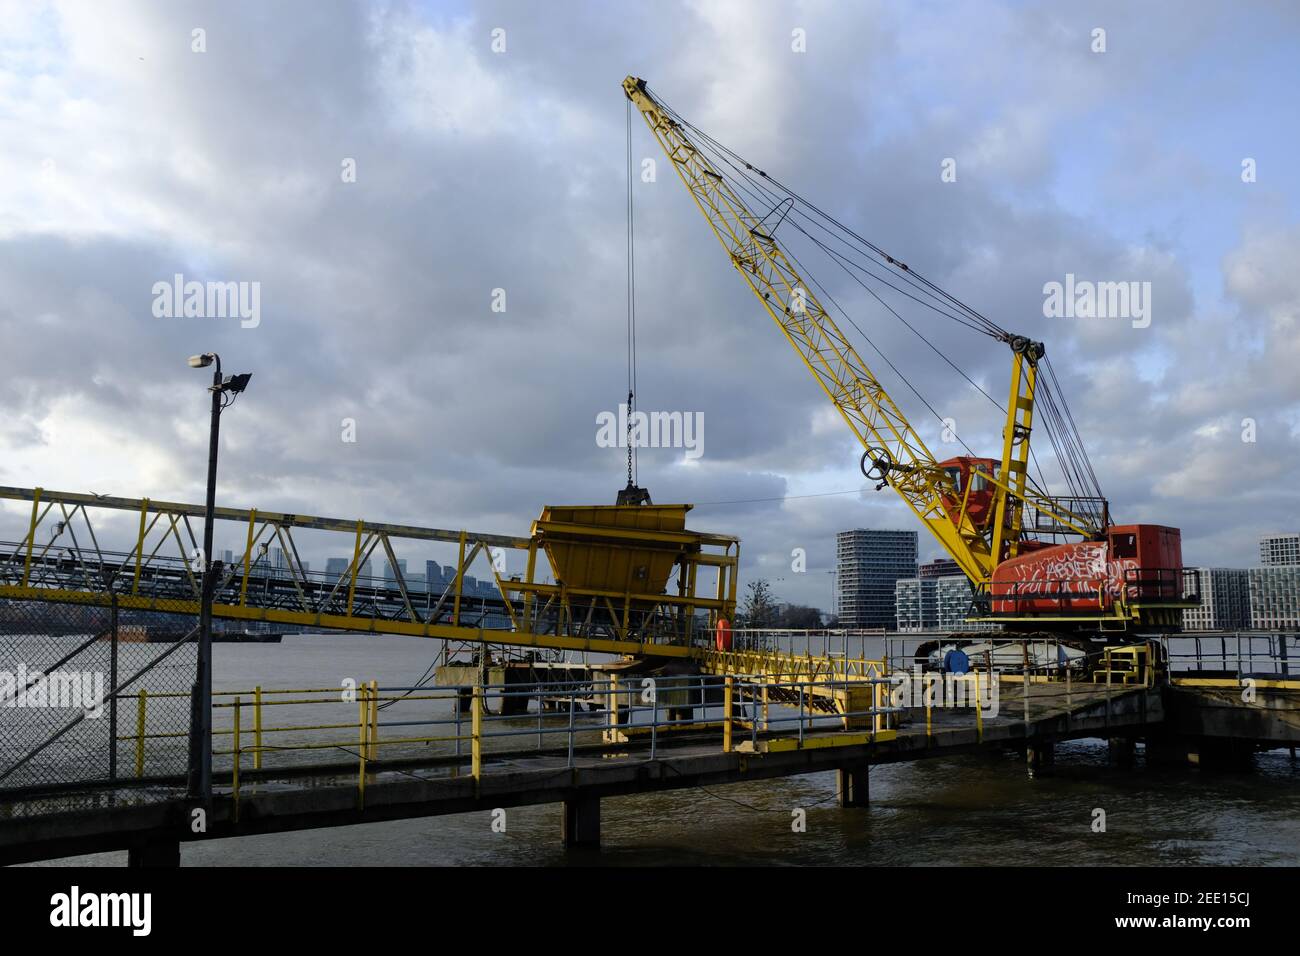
623, 76, 1100, 590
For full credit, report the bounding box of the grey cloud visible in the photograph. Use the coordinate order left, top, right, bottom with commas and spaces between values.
0, 0, 1296, 610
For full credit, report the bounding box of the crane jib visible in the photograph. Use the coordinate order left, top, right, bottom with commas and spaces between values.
623, 75, 1111, 596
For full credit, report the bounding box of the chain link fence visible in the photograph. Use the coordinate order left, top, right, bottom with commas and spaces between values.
0, 595, 198, 816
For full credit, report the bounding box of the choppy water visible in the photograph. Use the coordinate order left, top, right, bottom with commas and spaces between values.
27, 634, 1300, 866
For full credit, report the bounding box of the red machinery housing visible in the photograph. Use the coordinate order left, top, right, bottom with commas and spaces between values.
990, 524, 1185, 623
937, 455, 998, 530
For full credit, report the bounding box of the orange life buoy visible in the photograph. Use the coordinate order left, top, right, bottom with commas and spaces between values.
715, 618, 732, 651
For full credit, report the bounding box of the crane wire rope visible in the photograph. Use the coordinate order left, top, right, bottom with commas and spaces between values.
646, 87, 1105, 511
679, 113, 1066, 495
625, 97, 640, 488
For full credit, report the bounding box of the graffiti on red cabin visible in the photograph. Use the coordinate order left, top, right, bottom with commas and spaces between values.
1007, 541, 1138, 597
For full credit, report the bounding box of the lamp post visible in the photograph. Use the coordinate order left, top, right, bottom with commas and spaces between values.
186, 352, 251, 802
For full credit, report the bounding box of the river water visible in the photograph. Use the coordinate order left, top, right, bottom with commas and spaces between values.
31, 634, 1300, 866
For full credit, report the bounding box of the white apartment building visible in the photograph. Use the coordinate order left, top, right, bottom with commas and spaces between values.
1182, 568, 1251, 631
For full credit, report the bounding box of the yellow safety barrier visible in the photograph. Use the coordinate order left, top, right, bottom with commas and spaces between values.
135, 689, 147, 778
471, 684, 483, 779
722, 676, 734, 753
232, 697, 241, 820
115, 671, 905, 802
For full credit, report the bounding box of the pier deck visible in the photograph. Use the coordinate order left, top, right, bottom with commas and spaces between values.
0, 680, 1164, 864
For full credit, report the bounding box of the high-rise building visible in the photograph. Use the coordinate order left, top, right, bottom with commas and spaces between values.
895, 578, 925, 631
1249, 566, 1300, 629
1248, 533, 1300, 630
918, 558, 961, 579
325, 557, 371, 583
935, 575, 978, 629
836, 529, 917, 629
1260, 533, 1300, 566
383, 559, 407, 586
265, 549, 310, 578
1182, 568, 1250, 631
426, 561, 446, 591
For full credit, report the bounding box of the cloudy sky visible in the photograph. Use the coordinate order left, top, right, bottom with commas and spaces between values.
1, 0, 1297, 611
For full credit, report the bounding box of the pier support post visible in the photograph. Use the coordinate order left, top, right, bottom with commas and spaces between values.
1144, 736, 1189, 766
1026, 739, 1055, 778
1189, 737, 1254, 770
1146, 734, 1253, 770
1108, 737, 1136, 769
608, 676, 625, 731
127, 837, 180, 868
836, 763, 870, 807
562, 795, 601, 848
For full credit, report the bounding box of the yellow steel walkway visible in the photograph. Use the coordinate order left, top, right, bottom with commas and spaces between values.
0, 485, 878, 683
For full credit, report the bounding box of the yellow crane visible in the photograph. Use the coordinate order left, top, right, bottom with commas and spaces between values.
624, 76, 1193, 635
622, 77, 1102, 590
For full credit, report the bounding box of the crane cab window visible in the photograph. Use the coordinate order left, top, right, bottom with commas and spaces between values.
945, 467, 963, 491
1112, 533, 1138, 559
970, 471, 991, 493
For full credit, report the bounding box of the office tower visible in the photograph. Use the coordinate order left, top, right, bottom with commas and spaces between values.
836, 529, 917, 629
894, 572, 982, 631
1259, 533, 1300, 566
1249, 566, 1300, 629
326, 557, 372, 583
383, 559, 407, 586
918, 558, 961, 579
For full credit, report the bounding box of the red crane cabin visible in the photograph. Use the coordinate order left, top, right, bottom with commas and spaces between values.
991, 525, 1185, 621
936, 456, 1186, 626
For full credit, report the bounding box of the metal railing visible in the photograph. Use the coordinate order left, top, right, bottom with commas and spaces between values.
1122, 566, 1200, 603
725, 627, 885, 661
879, 636, 1161, 731
185, 673, 897, 812
1163, 632, 1298, 679
884, 635, 1089, 675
